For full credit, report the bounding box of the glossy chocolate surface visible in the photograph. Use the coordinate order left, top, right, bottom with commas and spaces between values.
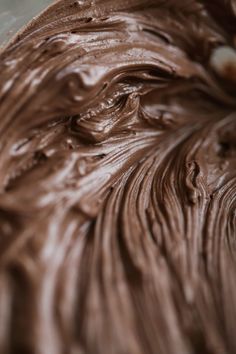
0, 1, 236, 353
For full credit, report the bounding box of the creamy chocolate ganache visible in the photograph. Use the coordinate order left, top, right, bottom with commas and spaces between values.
0, 1, 236, 353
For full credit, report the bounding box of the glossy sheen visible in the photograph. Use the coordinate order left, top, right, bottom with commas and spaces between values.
0, 1, 236, 353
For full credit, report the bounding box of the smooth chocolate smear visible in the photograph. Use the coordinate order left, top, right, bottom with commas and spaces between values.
0, 1, 236, 353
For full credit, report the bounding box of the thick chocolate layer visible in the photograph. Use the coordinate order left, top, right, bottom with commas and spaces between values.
0, 1, 236, 353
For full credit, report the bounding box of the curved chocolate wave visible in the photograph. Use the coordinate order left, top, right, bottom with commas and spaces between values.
0, 1, 236, 353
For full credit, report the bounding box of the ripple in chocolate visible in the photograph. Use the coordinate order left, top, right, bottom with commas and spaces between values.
0, 1, 236, 354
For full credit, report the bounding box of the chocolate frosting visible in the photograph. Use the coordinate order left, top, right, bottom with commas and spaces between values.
0, 1, 236, 353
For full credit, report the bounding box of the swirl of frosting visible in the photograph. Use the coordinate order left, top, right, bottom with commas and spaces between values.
0, 1, 235, 353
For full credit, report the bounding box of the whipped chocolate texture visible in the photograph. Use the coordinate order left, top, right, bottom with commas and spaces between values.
0, 1, 236, 353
